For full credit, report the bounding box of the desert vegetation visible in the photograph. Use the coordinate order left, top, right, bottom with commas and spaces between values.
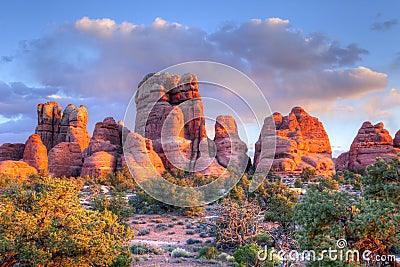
0, 156, 398, 266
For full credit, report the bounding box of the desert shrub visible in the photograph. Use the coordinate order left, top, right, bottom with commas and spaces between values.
198, 246, 218, 259
137, 229, 150, 236
109, 249, 132, 267
186, 230, 195, 235
171, 248, 190, 258
130, 244, 150, 255
186, 238, 202, 245
199, 232, 208, 238
294, 179, 303, 188
0, 176, 133, 267
233, 244, 274, 267
300, 167, 317, 182
92, 190, 135, 223
215, 198, 265, 248
255, 233, 271, 245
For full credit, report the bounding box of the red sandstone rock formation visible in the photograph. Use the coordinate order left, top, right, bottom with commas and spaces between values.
35, 102, 62, 151
254, 107, 335, 176
0, 160, 38, 179
22, 134, 48, 170
65, 105, 90, 151
0, 143, 25, 161
134, 72, 219, 174
394, 129, 400, 149
81, 151, 117, 177
123, 132, 166, 177
36, 102, 90, 152
336, 122, 400, 171
81, 117, 123, 177
214, 115, 249, 170
48, 142, 83, 177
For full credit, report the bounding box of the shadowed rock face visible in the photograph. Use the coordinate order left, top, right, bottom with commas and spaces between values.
394, 130, 400, 149
48, 142, 83, 177
214, 115, 249, 170
23, 134, 48, 170
336, 122, 400, 171
0, 143, 25, 161
254, 107, 335, 176
36, 101, 62, 151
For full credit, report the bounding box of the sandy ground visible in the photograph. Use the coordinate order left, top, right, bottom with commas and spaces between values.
128, 213, 234, 266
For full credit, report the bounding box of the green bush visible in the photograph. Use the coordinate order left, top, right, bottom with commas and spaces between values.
186, 238, 202, 245
198, 246, 218, 259
233, 244, 274, 267
171, 248, 190, 258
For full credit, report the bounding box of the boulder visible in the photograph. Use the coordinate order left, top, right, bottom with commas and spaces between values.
48, 142, 83, 177
0, 160, 38, 179
22, 134, 48, 170
0, 143, 25, 161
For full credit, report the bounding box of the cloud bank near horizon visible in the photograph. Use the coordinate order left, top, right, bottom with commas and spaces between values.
0, 16, 396, 151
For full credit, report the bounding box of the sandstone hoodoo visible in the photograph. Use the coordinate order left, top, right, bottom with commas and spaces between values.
48, 142, 83, 177
64, 105, 90, 151
22, 134, 48, 170
254, 107, 335, 177
35, 102, 90, 152
81, 117, 124, 177
0, 143, 25, 162
36, 102, 62, 151
133, 72, 249, 175
214, 115, 249, 170
335, 122, 400, 171
394, 129, 400, 148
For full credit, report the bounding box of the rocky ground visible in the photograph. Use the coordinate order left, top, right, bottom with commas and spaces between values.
128, 213, 234, 266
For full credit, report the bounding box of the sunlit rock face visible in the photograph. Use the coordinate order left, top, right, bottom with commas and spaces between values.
23, 134, 48, 170
336, 122, 400, 171
255, 107, 335, 177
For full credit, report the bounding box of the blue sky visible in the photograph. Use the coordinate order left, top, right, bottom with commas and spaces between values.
0, 0, 399, 157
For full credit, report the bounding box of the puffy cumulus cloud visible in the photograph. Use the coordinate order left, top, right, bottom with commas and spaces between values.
1, 17, 392, 144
